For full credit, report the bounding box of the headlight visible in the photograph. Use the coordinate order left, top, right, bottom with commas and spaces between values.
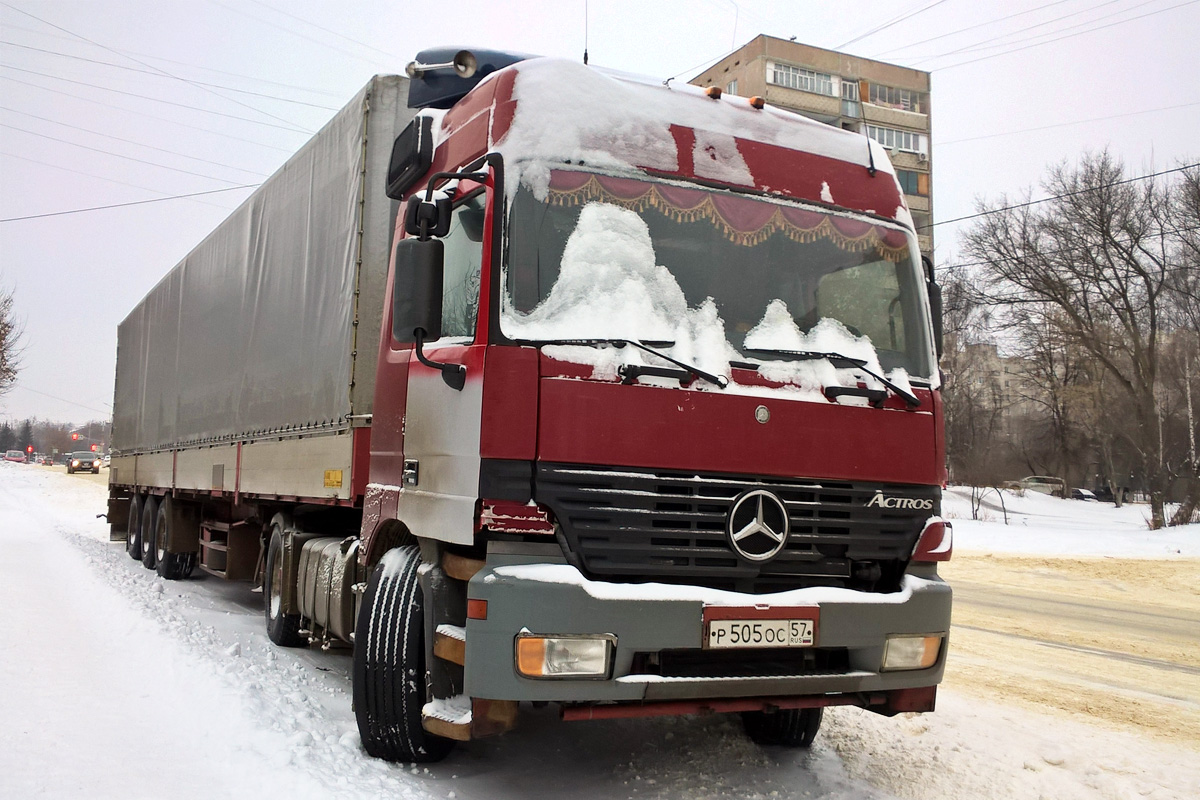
515, 634, 615, 679
71, 460, 80, 467
92, 460, 101, 467
881, 634, 943, 671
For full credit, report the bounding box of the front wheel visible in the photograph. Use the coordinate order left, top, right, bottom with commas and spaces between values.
742, 707, 823, 748
353, 545, 455, 763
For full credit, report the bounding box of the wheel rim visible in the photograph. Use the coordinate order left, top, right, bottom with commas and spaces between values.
269, 539, 284, 620
156, 516, 168, 562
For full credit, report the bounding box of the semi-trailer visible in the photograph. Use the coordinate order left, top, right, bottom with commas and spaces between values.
108, 48, 952, 763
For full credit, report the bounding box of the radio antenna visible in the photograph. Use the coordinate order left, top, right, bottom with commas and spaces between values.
583, 0, 589, 65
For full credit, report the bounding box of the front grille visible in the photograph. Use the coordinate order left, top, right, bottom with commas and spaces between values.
535, 463, 939, 594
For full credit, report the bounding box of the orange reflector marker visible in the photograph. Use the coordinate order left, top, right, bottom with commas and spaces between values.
705, 86, 722, 99
467, 599, 488, 620
748, 96, 765, 109
516, 637, 547, 676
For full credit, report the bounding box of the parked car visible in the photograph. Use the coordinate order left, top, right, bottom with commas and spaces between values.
1017, 475, 1066, 498
66, 451, 102, 474
4, 449, 27, 463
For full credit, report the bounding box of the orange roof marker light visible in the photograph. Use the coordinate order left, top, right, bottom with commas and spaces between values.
704, 86, 722, 99
749, 96, 766, 109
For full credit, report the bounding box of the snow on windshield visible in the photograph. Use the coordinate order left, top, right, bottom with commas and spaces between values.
502, 203, 738, 382
502, 202, 915, 398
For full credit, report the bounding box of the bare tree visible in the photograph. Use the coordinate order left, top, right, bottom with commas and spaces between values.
962, 151, 1196, 528
0, 285, 21, 397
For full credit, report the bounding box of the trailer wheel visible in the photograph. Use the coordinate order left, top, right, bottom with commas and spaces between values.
741, 707, 823, 748
353, 545, 455, 763
155, 497, 197, 580
264, 516, 305, 647
126, 494, 144, 560
140, 496, 158, 570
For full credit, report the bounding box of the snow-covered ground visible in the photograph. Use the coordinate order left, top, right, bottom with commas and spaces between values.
943, 485, 1199, 558
1, 462, 1196, 799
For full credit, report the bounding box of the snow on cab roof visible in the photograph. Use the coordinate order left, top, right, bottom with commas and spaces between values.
493, 57, 896, 186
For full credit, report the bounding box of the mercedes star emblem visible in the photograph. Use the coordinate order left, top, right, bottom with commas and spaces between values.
726, 489, 790, 562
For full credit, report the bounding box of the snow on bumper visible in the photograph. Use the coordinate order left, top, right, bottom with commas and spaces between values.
462, 561, 952, 704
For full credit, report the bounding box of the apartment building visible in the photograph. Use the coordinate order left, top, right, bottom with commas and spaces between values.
691, 35, 933, 256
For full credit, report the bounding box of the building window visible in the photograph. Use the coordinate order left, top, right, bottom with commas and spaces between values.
896, 169, 929, 197
767, 62, 834, 96
866, 125, 925, 155
868, 84, 926, 114
841, 79, 860, 118
726, 79, 737, 96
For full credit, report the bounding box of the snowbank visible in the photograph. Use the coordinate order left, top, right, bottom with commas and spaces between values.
944, 485, 1199, 558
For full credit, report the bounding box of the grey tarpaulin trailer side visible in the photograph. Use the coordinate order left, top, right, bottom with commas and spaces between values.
109, 75, 415, 501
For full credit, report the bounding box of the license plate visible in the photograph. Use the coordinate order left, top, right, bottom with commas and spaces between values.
706, 617, 816, 649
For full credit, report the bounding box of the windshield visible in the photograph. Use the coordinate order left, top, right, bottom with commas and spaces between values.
501, 169, 935, 379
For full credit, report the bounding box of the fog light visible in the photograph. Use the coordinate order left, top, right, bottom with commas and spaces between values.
515, 634, 615, 679
882, 634, 942, 671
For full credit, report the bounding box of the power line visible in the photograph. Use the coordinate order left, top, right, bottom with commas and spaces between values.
0, 149, 240, 211
938, 101, 1200, 146
0, 18, 346, 98
208, 0, 388, 66
909, 0, 1150, 66
247, 0, 400, 60
0, 65, 313, 133
923, 163, 1199, 231
934, 0, 1199, 72
1, 122, 255, 184
868, 0, 1078, 58
0, 184, 259, 223
0, 40, 339, 110
0, 73, 295, 152
1, 2, 310, 131
0, 105, 272, 178
836, 0, 953, 50
7, 384, 110, 416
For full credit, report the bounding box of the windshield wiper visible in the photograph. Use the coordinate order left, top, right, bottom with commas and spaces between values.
516, 338, 728, 389
743, 348, 921, 408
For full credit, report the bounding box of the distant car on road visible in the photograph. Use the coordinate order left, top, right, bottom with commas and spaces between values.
1071, 487, 1098, 501
102, 454, 111, 468
66, 452, 102, 474
4, 449, 27, 463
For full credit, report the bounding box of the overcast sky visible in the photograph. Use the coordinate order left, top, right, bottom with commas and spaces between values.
1, 0, 1197, 425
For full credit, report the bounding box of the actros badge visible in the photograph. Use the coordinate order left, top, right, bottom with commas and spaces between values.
726, 490, 790, 562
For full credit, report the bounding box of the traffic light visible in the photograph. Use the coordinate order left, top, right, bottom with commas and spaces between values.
71, 433, 79, 440
26, 445, 33, 453
90, 444, 97, 452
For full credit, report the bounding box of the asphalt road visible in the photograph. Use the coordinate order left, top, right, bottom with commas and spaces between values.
940, 554, 1200, 745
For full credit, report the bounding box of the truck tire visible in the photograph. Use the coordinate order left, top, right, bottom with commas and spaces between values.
741, 707, 823, 748
126, 494, 144, 560
155, 496, 197, 580
353, 545, 455, 763
264, 515, 305, 647
140, 496, 158, 570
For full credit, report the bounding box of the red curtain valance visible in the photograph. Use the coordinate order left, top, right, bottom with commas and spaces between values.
546, 172, 910, 261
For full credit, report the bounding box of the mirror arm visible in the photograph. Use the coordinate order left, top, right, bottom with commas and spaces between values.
414, 328, 466, 391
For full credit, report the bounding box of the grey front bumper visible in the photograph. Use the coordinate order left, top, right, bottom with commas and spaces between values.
462, 553, 952, 704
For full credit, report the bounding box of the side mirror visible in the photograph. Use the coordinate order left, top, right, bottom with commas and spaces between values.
392, 238, 444, 342
922, 255, 944, 359
386, 116, 434, 200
